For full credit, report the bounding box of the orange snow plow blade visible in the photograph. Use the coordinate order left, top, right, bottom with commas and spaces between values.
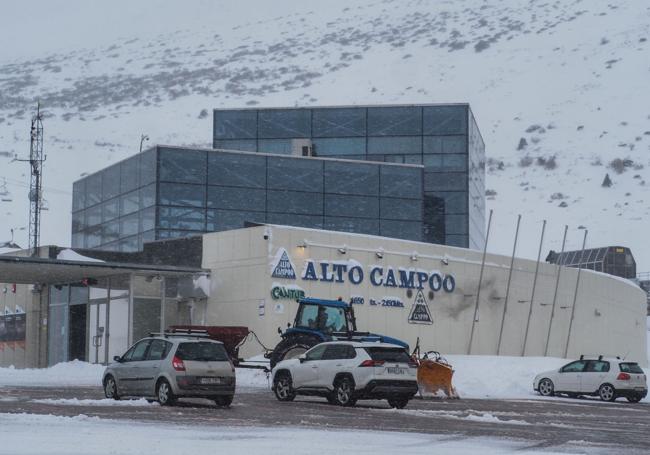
415, 351, 459, 399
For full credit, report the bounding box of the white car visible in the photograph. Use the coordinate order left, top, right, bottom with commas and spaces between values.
534, 356, 647, 402
271, 341, 418, 408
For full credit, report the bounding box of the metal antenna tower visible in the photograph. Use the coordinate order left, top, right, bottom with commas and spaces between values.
18, 103, 46, 256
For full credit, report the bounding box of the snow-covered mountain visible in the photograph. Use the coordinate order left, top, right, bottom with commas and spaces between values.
0, 0, 649, 271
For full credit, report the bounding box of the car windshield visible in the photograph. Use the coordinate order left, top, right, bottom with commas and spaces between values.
364, 347, 411, 363
175, 342, 228, 362
296, 304, 348, 333
619, 363, 644, 374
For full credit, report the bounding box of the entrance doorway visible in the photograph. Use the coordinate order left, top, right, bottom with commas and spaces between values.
68, 305, 87, 361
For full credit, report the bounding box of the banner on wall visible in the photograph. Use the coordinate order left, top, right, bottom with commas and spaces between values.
408, 290, 433, 324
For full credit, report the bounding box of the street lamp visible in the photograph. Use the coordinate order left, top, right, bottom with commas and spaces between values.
139, 134, 150, 153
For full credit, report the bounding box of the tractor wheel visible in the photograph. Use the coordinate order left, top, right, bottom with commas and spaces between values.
269, 334, 320, 369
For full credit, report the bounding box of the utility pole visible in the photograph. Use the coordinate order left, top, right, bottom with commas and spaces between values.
17, 103, 46, 257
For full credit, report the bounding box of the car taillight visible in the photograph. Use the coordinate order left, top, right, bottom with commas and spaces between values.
359, 360, 385, 367
617, 372, 631, 380
172, 355, 186, 371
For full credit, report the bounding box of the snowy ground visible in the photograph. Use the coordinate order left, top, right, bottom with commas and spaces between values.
1, 354, 647, 402
0, 413, 606, 455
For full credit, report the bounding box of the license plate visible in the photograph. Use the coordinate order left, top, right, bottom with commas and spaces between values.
200, 377, 221, 384
387, 367, 406, 375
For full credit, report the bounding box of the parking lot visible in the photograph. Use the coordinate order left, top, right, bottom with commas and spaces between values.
1, 385, 649, 453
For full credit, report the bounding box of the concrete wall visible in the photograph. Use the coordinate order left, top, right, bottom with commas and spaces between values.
203, 225, 647, 365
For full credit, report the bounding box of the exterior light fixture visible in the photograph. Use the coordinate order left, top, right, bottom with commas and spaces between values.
410, 252, 418, 262
441, 255, 449, 265
338, 246, 347, 255
375, 249, 384, 259
297, 240, 308, 249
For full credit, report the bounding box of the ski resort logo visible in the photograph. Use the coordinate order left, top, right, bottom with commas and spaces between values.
408, 290, 433, 324
271, 248, 297, 279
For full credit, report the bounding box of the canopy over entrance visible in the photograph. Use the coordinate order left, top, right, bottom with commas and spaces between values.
0, 255, 208, 285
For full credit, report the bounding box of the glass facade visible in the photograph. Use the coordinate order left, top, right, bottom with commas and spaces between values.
72, 146, 423, 251
71, 149, 157, 252
212, 104, 485, 249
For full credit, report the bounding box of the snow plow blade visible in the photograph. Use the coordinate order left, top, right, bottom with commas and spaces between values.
415, 352, 459, 399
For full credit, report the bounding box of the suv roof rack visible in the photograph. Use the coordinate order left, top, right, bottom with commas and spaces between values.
149, 329, 211, 339
579, 354, 621, 361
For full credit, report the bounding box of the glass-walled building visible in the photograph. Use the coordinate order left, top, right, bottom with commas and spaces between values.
72, 147, 424, 251
213, 104, 485, 249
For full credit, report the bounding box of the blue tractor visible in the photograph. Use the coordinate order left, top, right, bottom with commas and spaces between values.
267, 297, 409, 368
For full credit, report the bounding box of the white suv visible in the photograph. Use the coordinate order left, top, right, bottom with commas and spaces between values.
271, 341, 418, 408
534, 356, 647, 402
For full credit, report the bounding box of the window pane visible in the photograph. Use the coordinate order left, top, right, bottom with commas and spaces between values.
102, 198, 119, 222
381, 198, 421, 221
72, 210, 84, 233
427, 191, 468, 214
85, 173, 102, 207
381, 166, 422, 198
367, 136, 421, 155
102, 219, 120, 244
120, 213, 139, 237
214, 110, 257, 139
157, 230, 201, 240
367, 106, 422, 136
312, 137, 366, 156
324, 161, 379, 196
445, 214, 468, 235
423, 136, 467, 154
258, 109, 311, 138
120, 190, 139, 216
257, 139, 293, 155
424, 173, 467, 191
86, 205, 102, 227
159, 148, 206, 184
267, 190, 322, 215
72, 180, 86, 211
446, 234, 468, 247
102, 164, 120, 201
380, 220, 422, 240
207, 186, 266, 211
213, 139, 257, 152
207, 209, 265, 231
423, 105, 467, 135
208, 152, 266, 188
140, 206, 156, 232
159, 207, 205, 230
312, 108, 366, 137
159, 183, 205, 207
120, 156, 139, 193
267, 158, 323, 192
139, 149, 157, 187
325, 217, 379, 235
140, 184, 156, 208
325, 194, 379, 219
266, 213, 323, 229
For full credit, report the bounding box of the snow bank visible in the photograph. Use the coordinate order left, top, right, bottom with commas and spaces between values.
56, 249, 104, 262
0, 413, 577, 455
0, 360, 104, 387
446, 355, 567, 399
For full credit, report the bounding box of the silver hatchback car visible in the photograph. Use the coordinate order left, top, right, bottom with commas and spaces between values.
103, 335, 236, 406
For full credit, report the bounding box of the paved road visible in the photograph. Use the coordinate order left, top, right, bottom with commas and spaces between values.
1, 385, 649, 453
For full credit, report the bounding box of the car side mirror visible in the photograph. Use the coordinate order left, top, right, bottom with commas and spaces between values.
298, 354, 307, 363
113, 355, 123, 363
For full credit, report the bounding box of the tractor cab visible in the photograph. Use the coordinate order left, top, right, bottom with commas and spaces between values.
293, 298, 356, 335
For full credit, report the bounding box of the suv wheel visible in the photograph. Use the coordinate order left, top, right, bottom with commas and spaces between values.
104, 376, 120, 400
598, 383, 616, 402
332, 377, 356, 407
538, 378, 554, 397
214, 395, 234, 407
387, 397, 409, 409
157, 379, 176, 406
273, 372, 296, 402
